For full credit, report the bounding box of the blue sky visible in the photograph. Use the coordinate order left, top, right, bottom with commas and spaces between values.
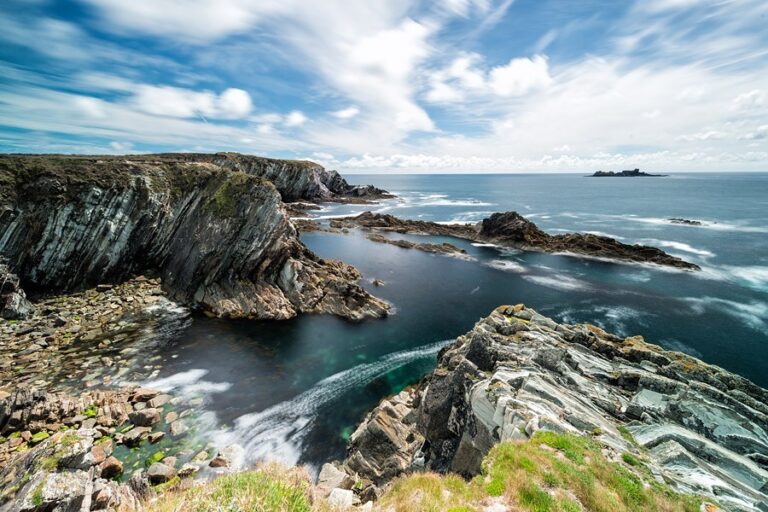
0, 0, 767, 172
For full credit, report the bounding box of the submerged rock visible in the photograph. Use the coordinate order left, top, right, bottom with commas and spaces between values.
344, 305, 768, 511
0, 154, 389, 321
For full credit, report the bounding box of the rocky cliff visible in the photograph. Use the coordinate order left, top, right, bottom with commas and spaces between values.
331, 211, 700, 270
0, 155, 389, 320
94, 153, 391, 203
344, 305, 768, 511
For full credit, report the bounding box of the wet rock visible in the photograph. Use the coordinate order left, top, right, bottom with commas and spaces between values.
208, 444, 243, 469
333, 211, 700, 270
123, 426, 151, 446
169, 420, 188, 438
129, 407, 161, 427
178, 463, 199, 478
345, 305, 768, 511
100, 456, 124, 479
147, 394, 171, 408
147, 462, 176, 484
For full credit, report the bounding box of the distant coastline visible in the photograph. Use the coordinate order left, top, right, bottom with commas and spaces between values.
589, 168, 668, 177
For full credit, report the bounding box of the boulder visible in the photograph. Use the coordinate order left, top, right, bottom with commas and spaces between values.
147, 462, 176, 484
129, 408, 161, 427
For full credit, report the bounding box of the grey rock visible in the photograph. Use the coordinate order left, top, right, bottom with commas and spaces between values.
147, 462, 176, 484
129, 407, 161, 427
0, 154, 389, 321
345, 305, 768, 511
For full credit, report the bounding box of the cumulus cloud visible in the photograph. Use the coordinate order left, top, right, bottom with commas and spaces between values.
331, 106, 360, 119
426, 53, 552, 103
489, 55, 552, 96
130, 85, 252, 120
284, 110, 307, 127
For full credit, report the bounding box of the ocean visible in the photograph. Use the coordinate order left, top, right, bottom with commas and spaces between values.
144, 172, 768, 471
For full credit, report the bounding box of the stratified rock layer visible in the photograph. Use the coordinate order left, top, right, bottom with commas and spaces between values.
0, 155, 388, 320
0, 261, 32, 319
345, 305, 768, 511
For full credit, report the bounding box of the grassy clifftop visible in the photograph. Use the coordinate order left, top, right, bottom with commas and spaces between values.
147, 432, 707, 512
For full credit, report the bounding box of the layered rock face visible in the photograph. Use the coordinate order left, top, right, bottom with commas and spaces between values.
114, 153, 391, 202
332, 211, 700, 270
0, 261, 32, 319
0, 155, 388, 320
345, 306, 768, 511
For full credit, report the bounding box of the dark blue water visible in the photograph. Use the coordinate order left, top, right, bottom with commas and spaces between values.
146, 172, 768, 471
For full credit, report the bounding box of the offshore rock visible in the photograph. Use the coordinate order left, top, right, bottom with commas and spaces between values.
0, 155, 388, 321
332, 211, 700, 270
345, 305, 768, 511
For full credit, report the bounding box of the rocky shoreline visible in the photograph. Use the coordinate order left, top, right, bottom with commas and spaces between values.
334, 305, 768, 511
0, 154, 389, 321
330, 211, 700, 270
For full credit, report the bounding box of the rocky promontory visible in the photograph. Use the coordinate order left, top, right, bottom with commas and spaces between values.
331, 211, 700, 270
342, 305, 768, 511
0, 154, 389, 321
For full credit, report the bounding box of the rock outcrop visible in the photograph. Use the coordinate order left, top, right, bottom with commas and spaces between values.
344, 305, 768, 511
332, 211, 700, 270
103, 153, 391, 203
0, 261, 32, 320
0, 155, 389, 320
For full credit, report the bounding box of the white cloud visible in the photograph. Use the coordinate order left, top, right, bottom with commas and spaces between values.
426, 53, 552, 103
677, 130, 727, 142
80, 0, 287, 42
331, 106, 360, 119
284, 110, 307, 127
733, 89, 765, 110
132, 85, 252, 119
741, 125, 768, 140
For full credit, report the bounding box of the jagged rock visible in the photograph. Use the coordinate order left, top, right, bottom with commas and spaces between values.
129, 408, 161, 427
147, 462, 176, 484
0, 154, 389, 321
123, 426, 151, 446
345, 305, 768, 511
332, 211, 700, 270
345, 388, 425, 486
19, 470, 90, 511
316, 463, 354, 497
327, 488, 356, 509
208, 444, 243, 469
0, 260, 33, 319
178, 463, 199, 478
100, 456, 124, 479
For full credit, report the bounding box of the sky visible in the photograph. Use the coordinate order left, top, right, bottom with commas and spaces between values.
0, 0, 767, 173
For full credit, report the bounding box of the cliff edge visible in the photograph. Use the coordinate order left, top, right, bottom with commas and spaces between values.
0, 154, 389, 320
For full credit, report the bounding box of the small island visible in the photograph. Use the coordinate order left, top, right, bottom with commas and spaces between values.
589, 168, 668, 177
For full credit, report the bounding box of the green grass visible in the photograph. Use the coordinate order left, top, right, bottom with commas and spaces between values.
379, 431, 704, 512
618, 426, 640, 448
149, 464, 313, 512
147, 432, 705, 512
83, 405, 98, 418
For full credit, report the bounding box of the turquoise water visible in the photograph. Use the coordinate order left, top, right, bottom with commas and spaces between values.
147, 172, 768, 470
